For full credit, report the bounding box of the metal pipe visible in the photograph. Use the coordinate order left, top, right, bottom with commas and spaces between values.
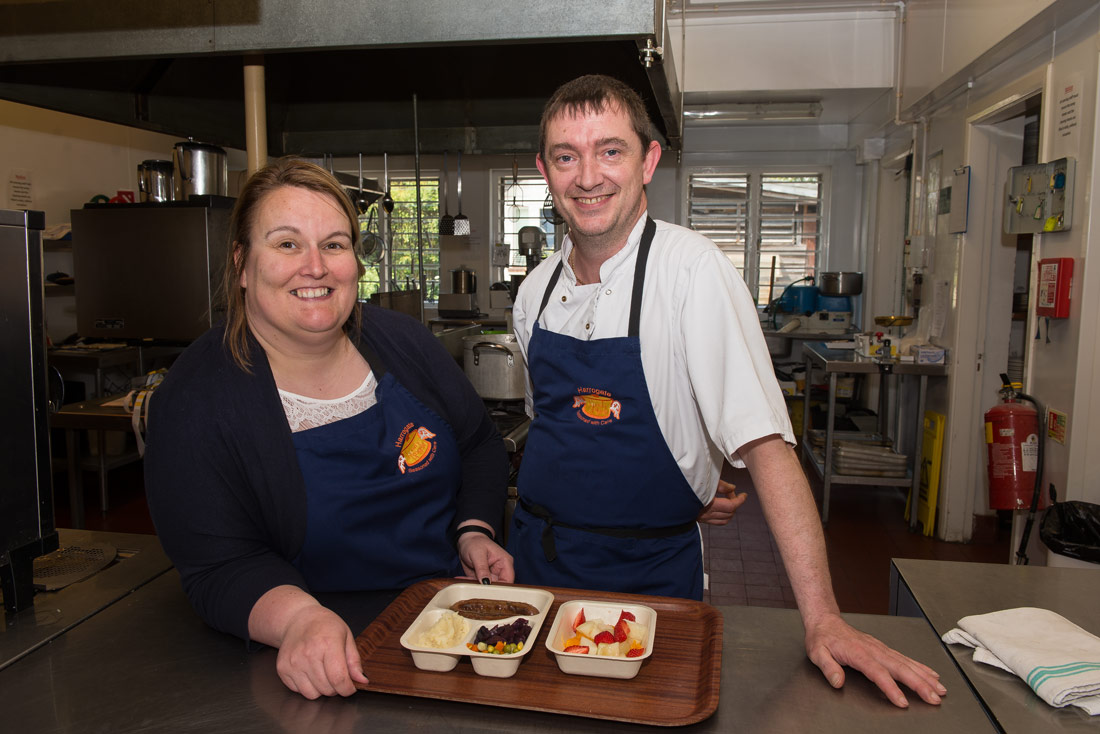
412, 94, 425, 323
243, 55, 267, 175
382, 152, 391, 290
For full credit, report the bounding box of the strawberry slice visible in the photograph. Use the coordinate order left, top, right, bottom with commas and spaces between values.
625, 647, 645, 658
618, 610, 636, 623
613, 619, 630, 643
572, 608, 586, 633
593, 631, 615, 645
564, 645, 590, 654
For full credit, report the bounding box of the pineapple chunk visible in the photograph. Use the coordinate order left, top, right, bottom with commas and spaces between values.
626, 621, 649, 644
596, 641, 621, 656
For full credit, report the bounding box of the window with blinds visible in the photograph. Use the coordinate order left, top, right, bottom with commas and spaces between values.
687, 171, 822, 305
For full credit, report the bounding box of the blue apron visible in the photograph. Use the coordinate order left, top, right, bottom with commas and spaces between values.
291, 369, 463, 592
507, 217, 705, 599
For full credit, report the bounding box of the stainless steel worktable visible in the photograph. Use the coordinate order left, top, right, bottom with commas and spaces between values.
801, 343, 948, 525
0, 567, 994, 733
0, 529, 171, 671
890, 558, 1100, 732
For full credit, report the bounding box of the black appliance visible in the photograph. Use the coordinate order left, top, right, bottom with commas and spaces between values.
71, 196, 233, 342
0, 209, 59, 613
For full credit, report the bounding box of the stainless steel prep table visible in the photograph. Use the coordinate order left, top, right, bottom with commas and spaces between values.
0, 529, 171, 672
891, 558, 1100, 732
0, 566, 993, 733
801, 343, 948, 525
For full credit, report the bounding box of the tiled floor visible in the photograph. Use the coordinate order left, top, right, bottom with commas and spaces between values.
701, 465, 1012, 614
54, 456, 1011, 616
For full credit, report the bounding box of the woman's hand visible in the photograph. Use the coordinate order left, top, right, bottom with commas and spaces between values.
697, 477, 747, 525
456, 523, 515, 583
249, 586, 368, 699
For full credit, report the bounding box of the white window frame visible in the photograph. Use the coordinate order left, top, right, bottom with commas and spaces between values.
489, 167, 562, 281
683, 166, 830, 306
350, 171, 440, 303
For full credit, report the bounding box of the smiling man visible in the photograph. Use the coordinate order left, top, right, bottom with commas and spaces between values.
507, 74, 947, 709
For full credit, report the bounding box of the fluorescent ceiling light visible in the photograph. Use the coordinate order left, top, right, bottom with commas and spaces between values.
683, 101, 823, 123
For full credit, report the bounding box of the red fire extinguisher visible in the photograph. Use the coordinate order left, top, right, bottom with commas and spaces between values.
985, 376, 1041, 510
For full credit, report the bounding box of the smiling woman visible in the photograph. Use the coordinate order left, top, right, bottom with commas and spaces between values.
144, 156, 513, 700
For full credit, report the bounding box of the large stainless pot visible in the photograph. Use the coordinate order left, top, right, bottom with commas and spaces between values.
451, 267, 477, 294
137, 160, 175, 202
818, 271, 863, 296
172, 139, 228, 200
462, 333, 525, 401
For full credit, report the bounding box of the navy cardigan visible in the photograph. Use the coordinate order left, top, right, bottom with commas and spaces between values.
144, 305, 507, 642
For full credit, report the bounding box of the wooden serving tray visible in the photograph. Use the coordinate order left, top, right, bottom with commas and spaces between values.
355, 578, 722, 726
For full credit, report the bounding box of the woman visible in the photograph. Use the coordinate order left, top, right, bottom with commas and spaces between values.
145, 157, 512, 699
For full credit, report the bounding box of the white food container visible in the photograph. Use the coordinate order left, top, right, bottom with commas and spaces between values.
544, 600, 657, 679
399, 583, 553, 678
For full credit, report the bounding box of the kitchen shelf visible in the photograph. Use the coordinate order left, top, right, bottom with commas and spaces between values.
43, 238, 73, 252
800, 343, 948, 526
44, 283, 74, 296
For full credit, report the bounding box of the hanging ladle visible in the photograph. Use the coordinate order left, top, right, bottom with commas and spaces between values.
381, 152, 394, 213
356, 154, 369, 215
439, 151, 454, 235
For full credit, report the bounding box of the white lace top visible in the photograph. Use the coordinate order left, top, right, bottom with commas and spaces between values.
279, 372, 379, 433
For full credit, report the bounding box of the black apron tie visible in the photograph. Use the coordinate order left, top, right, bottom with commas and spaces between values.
519, 498, 697, 563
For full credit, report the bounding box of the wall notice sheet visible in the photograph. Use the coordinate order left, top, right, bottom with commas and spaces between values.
7, 168, 32, 209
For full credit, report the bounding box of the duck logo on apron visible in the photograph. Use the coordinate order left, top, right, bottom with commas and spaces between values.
396, 423, 437, 474
572, 388, 622, 425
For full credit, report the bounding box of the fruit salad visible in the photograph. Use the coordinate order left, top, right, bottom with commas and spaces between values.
561, 607, 649, 658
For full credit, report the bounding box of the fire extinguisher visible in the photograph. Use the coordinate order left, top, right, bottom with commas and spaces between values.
985, 374, 1043, 512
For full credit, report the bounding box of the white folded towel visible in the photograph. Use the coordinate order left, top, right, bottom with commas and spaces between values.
942, 607, 1100, 715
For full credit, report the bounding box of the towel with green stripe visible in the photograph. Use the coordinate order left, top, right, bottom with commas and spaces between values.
942, 607, 1100, 714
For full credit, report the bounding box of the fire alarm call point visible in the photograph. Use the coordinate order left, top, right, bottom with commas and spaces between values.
1036, 257, 1073, 318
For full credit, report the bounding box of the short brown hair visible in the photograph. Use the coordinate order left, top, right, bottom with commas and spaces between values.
538, 74, 655, 161
220, 156, 364, 371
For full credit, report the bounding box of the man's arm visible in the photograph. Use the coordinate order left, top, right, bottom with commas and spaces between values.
739, 434, 947, 708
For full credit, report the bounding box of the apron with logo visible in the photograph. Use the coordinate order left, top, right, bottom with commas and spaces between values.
507, 217, 705, 599
291, 366, 463, 592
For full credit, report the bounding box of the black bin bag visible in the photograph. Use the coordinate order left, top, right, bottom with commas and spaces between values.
1040, 488, 1100, 565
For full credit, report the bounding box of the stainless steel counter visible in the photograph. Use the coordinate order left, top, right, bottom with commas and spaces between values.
0, 529, 171, 672
0, 565, 994, 733
891, 558, 1100, 732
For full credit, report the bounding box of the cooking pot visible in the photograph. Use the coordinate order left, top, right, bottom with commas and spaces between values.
172, 139, 228, 200
137, 160, 175, 202
818, 271, 863, 296
462, 333, 525, 401
451, 267, 477, 295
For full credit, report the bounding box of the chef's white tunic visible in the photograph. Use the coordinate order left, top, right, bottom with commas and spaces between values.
513, 212, 795, 506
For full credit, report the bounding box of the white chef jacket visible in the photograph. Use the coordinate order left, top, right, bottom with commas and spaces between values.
512, 212, 795, 506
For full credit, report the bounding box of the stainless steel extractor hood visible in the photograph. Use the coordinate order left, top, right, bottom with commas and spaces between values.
0, 0, 681, 154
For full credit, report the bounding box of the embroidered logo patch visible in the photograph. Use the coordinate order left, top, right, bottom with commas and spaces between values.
572, 389, 621, 425
396, 423, 437, 474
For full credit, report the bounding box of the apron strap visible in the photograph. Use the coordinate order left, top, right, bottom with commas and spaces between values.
536, 217, 657, 338
520, 498, 697, 563
627, 217, 656, 338
536, 260, 565, 321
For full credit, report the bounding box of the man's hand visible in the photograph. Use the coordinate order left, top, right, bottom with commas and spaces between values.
696, 478, 747, 525
456, 526, 515, 583
805, 613, 946, 708
274, 604, 369, 699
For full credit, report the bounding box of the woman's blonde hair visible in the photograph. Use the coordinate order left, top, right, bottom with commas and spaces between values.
220, 156, 365, 371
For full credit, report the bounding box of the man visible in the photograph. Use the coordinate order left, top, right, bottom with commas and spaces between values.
507, 74, 945, 709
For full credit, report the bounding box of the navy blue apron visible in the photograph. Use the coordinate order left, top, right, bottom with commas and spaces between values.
290, 365, 464, 592
507, 217, 705, 599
